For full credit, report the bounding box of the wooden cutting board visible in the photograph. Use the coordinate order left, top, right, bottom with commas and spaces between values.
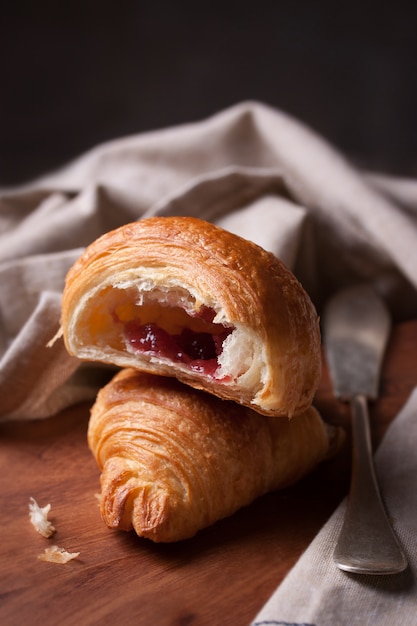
1, 320, 416, 626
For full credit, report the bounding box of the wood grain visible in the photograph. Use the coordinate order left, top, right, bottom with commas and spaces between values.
1, 321, 416, 626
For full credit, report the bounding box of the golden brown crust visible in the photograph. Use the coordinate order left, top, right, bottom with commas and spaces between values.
62, 216, 321, 417
88, 369, 333, 543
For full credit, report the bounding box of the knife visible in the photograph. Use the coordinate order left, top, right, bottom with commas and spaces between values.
323, 284, 407, 575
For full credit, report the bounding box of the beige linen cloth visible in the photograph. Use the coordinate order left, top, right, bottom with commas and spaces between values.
1, 101, 416, 622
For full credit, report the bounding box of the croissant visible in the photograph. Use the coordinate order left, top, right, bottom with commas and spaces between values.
88, 368, 337, 543
61, 216, 321, 417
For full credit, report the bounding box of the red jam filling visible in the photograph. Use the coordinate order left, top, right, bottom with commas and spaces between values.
124, 321, 232, 377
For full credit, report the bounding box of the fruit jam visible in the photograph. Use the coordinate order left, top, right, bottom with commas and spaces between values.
124, 321, 232, 377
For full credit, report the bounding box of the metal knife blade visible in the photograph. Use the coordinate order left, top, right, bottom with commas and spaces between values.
323, 284, 391, 400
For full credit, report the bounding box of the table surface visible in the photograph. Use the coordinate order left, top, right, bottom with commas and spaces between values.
1, 320, 416, 626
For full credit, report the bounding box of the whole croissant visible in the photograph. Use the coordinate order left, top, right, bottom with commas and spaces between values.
88, 368, 336, 543
61, 216, 321, 418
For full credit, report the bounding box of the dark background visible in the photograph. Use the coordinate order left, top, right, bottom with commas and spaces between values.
1, 1, 416, 186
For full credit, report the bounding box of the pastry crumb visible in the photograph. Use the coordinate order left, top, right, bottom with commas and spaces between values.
29, 497, 56, 538
38, 545, 80, 564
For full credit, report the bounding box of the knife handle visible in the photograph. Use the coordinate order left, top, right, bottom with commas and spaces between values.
333, 394, 407, 575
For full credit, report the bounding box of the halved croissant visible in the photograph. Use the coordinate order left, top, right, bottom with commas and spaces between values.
88, 368, 337, 543
62, 216, 321, 417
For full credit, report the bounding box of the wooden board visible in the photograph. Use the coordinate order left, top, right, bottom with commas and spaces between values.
1, 321, 417, 626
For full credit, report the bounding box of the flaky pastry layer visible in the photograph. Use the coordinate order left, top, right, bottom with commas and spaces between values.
88, 369, 336, 542
61, 216, 321, 417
